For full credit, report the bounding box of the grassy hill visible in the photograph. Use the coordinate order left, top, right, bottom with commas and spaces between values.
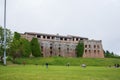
12, 57, 120, 66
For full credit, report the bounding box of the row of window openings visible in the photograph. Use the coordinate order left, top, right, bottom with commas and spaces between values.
41, 43, 74, 48
37, 35, 83, 41
85, 45, 100, 48
85, 50, 100, 53
41, 46, 70, 53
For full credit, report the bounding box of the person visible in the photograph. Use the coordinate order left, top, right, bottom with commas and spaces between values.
45, 62, 48, 68
66, 62, 70, 67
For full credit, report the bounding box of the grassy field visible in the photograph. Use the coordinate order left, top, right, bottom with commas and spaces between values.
0, 65, 120, 80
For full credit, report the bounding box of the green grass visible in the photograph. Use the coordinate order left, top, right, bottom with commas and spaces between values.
0, 65, 120, 80
13, 57, 120, 66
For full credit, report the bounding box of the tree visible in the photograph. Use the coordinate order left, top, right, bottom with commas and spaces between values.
0, 26, 12, 56
75, 42, 84, 57
9, 39, 22, 60
31, 38, 41, 57
20, 38, 31, 57
9, 32, 31, 59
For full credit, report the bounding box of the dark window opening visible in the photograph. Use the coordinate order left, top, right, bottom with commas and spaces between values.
67, 48, 69, 53
60, 38, 63, 40
64, 38, 67, 41
59, 47, 61, 52
98, 50, 100, 53
72, 38, 74, 41
94, 50, 96, 53
94, 45, 96, 48
47, 36, 50, 39
43, 36, 45, 39
41, 46, 43, 52
51, 36, 54, 39
85, 50, 87, 53
50, 51, 52, 55
76, 38, 78, 41
97, 45, 100, 48
37, 35, 41, 38
85, 45, 87, 48
80, 38, 83, 40
50, 46, 52, 49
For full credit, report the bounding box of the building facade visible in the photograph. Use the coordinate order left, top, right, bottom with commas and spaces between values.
21, 32, 104, 58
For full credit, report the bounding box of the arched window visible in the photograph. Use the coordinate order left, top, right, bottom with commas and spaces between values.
85, 45, 87, 48
94, 45, 96, 48
94, 50, 96, 53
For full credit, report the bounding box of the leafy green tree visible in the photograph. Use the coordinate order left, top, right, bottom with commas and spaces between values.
9, 39, 22, 60
14, 32, 21, 40
31, 38, 41, 57
20, 38, 31, 57
9, 32, 31, 59
75, 42, 84, 57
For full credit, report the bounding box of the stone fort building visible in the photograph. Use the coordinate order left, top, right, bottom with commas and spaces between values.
21, 32, 104, 58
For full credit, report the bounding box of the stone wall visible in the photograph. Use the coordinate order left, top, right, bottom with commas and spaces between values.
82, 40, 104, 58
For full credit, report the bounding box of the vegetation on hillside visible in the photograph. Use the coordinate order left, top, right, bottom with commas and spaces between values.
104, 50, 120, 58
31, 38, 41, 57
75, 41, 84, 57
9, 32, 31, 60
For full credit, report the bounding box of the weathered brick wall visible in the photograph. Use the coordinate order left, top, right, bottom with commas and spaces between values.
82, 40, 104, 58
21, 32, 104, 58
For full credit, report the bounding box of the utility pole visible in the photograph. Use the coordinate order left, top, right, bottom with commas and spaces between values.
3, 0, 7, 65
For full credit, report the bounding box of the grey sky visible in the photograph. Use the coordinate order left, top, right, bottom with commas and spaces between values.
0, 0, 120, 55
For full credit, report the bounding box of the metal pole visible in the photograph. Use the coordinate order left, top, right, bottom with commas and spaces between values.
3, 0, 7, 65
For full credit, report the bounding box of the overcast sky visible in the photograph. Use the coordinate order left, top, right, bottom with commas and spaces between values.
0, 0, 120, 55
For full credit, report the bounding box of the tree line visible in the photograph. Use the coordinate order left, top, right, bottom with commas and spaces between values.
104, 50, 120, 58
0, 26, 41, 62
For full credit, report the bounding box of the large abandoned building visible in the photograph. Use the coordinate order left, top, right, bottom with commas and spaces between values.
21, 32, 104, 58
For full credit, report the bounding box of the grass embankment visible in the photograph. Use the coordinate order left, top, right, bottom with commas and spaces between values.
0, 65, 120, 80
13, 57, 120, 66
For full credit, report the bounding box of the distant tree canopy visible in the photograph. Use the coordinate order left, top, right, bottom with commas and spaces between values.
0, 26, 12, 56
104, 50, 120, 58
31, 38, 41, 57
75, 42, 84, 57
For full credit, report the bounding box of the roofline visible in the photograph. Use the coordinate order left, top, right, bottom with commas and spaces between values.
24, 32, 88, 39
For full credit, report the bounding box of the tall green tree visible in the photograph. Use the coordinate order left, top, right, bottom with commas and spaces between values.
0, 26, 12, 56
9, 32, 21, 59
9, 39, 22, 59
9, 32, 31, 59
20, 38, 31, 57
75, 42, 84, 57
14, 32, 21, 40
31, 38, 41, 57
